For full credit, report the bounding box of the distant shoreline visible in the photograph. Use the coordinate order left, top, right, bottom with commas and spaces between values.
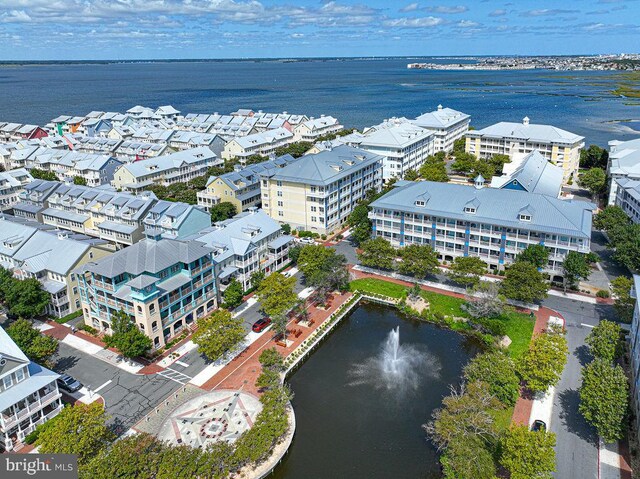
0, 54, 637, 67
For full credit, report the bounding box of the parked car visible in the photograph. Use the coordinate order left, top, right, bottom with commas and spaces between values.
296, 236, 315, 245
531, 419, 547, 432
57, 374, 82, 393
252, 317, 272, 333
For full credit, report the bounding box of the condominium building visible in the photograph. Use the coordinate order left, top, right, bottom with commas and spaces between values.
188, 209, 293, 292
412, 105, 470, 152
614, 178, 640, 224
222, 127, 295, 162
489, 150, 564, 198
78, 238, 217, 349
465, 117, 585, 181
369, 180, 593, 279
350, 118, 436, 180
0, 169, 33, 211
0, 328, 63, 452
112, 147, 220, 192
197, 155, 298, 212
607, 138, 640, 205
293, 116, 343, 142
260, 145, 383, 235
629, 275, 640, 440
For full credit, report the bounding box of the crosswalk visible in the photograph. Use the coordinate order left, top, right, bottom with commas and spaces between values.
156, 367, 192, 385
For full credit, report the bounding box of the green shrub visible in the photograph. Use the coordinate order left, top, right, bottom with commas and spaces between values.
55, 310, 83, 324
78, 324, 98, 335
596, 290, 610, 298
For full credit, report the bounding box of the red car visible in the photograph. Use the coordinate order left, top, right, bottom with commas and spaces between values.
252, 317, 272, 333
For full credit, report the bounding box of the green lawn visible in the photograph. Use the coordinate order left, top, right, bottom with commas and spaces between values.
349, 278, 535, 358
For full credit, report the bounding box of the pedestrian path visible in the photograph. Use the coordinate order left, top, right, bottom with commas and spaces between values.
156, 367, 193, 385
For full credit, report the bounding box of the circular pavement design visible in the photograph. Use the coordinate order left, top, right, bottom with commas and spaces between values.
157, 389, 262, 448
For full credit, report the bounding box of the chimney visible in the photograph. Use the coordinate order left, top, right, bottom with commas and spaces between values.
523, 116, 530, 126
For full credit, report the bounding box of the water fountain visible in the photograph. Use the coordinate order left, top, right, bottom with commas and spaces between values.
348, 326, 439, 396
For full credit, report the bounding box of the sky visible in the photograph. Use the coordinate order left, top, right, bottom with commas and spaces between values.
0, 0, 638, 60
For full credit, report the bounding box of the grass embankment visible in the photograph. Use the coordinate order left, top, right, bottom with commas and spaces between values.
349, 278, 534, 359
611, 71, 640, 99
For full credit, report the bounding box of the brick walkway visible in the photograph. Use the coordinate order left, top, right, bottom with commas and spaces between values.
201, 292, 352, 396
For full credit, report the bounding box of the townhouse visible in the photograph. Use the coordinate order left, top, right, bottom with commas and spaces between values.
142, 201, 211, 240
489, 150, 564, 198
221, 127, 295, 162
113, 140, 168, 162
369, 180, 594, 279
0, 169, 33, 211
293, 116, 343, 142
349, 118, 436, 180
465, 117, 584, 182
188, 208, 293, 292
0, 328, 63, 452
168, 131, 227, 157
607, 138, 640, 205
77, 237, 217, 348
112, 147, 220, 192
197, 154, 298, 212
412, 105, 470, 152
260, 145, 383, 235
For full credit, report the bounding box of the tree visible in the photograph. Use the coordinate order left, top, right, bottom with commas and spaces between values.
579, 167, 607, 198
403, 169, 419, 181
424, 381, 502, 451
451, 152, 477, 176
222, 278, 244, 309
256, 368, 281, 391
611, 276, 635, 323
274, 141, 313, 158
593, 205, 629, 232
5, 278, 50, 318
562, 251, 593, 292
255, 272, 298, 341
36, 402, 114, 465
0, 267, 14, 302
580, 144, 609, 169
579, 359, 628, 443
585, 320, 622, 362
351, 221, 373, 246
103, 310, 152, 359
30, 168, 59, 181
259, 347, 284, 372
210, 201, 237, 222
281, 223, 291, 235
347, 203, 373, 246
397, 244, 439, 279
447, 256, 487, 287
452, 137, 466, 156
6, 318, 58, 366
464, 351, 520, 406
488, 153, 510, 175
516, 244, 550, 269
358, 237, 396, 270
288, 244, 302, 264
250, 270, 265, 289
500, 424, 556, 479
518, 330, 568, 393
73, 176, 87, 186
463, 281, 505, 319
500, 261, 548, 303
297, 246, 349, 294
418, 155, 449, 182
192, 309, 245, 362
610, 224, 640, 271
440, 434, 496, 479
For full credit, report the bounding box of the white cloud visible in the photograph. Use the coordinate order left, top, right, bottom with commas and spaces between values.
489, 9, 507, 17
0, 9, 31, 22
457, 20, 479, 28
425, 5, 468, 14
399, 2, 419, 13
383, 16, 444, 27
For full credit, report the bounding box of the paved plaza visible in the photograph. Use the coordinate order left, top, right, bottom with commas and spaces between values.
157, 390, 262, 448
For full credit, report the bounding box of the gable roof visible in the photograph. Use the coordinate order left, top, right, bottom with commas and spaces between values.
490, 150, 563, 197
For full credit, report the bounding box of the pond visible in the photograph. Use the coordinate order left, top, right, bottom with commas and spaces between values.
271, 302, 483, 479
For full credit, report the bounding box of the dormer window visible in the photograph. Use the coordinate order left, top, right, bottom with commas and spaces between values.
415, 200, 426, 207
464, 207, 476, 214
519, 214, 532, 222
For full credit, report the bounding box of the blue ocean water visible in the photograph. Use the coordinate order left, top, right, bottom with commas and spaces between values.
0, 58, 637, 146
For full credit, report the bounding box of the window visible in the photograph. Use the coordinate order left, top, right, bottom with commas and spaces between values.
150, 304, 155, 314
277, 191, 283, 197
15, 368, 24, 383
278, 211, 284, 217
137, 305, 142, 313
277, 201, 283, 207
3, 375, 12, 389
464, 207, 476, 214
415, 200, 425, 207
519, 214, 532, 222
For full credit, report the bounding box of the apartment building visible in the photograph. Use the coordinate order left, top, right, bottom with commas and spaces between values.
222, 127, 294, 162
260, 145, 383, 235
465, 117, 585, 182
112, 147, 220, 192
197, 155, 298, 212
78, 238, 217, 348
629, 275, 640, 440
614, 178, 640, 223
351, 118, 436, 180
369, 180, 594, 279
188, 209, 293, 292
0, 169, 33, 211
607, 138, 640, 205
293, 116, 343, 142
489, 150, 564, 198
142, 201, 211, 240
412, 105, 471, 152
0, 328, 63, 452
